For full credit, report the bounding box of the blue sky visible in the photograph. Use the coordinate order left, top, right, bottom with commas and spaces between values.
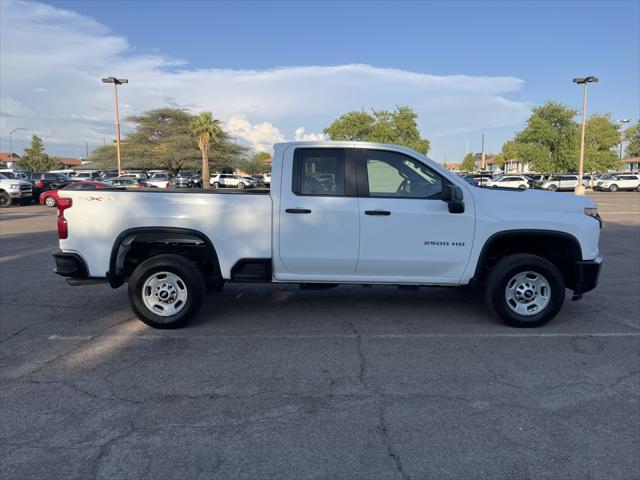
1, 0, 638, 162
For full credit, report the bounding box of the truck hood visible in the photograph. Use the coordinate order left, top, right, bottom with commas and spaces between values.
469, 186, 597, 213
0, 178, 32, 186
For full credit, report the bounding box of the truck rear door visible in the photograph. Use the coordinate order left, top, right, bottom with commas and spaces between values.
278, 147, 360, 275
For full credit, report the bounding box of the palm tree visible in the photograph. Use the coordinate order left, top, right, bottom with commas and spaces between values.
190, 112, 223, 189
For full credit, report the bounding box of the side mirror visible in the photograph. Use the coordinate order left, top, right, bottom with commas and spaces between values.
442, 185, 465, 214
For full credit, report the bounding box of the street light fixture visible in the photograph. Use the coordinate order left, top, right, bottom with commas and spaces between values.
616, 118, 631, 160
102, 76, 128, 175
572, 76, 598, 195
9, 128, 28, 165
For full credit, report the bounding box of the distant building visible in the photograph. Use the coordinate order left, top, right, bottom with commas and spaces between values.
58, 157, 83, 168
623, 157, 639, 172
0, 152, 21, 168
443, 162, 462, 172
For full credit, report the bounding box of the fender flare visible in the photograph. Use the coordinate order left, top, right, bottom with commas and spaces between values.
106, 226, 221, 288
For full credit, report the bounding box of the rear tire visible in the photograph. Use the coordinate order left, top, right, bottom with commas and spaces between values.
237, 182, 245, 189
128, 254, 206, 329
485, 254, 565, 328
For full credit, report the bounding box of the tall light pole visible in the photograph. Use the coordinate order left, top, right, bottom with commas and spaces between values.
572, 76, 598, 195
102, 76, 128, 175
9, 128, 27, 165
481, 133, 485, 171
616, 118, 630, 160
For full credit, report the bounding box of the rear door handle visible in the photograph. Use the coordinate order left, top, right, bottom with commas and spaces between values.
285, 208, 312, 214
364, 210, 391, 216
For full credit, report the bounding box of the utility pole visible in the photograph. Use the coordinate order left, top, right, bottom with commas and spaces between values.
102, 77, 128, 175
617, 119, 630, 160
481, 133, 485, 171
572, 76, 598, 195
9, 128, 27, 165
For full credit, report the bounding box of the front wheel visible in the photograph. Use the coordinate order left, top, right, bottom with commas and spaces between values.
212, 182, 220, 189
44, 195, 57, 207
0, 192, 11, 208
547, 184, 558, 192
485, 254, 565, 328
237, 182, 245, 189
608, 184, 619, 192
128, 254, 206, 329
518, 185, 526, 189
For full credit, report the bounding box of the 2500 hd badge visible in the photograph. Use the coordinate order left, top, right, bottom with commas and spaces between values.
424, 241, 466, 246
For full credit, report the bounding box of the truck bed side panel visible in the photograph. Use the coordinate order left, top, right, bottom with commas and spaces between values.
59, 190, 272, 279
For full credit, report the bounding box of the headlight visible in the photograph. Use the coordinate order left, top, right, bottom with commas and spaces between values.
9, 184, 19, 190
584, 207, 598, 218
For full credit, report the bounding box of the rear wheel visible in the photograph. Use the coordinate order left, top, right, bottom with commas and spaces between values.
518, 185, 526, 189
609, 184, 619, 192
485, 254, 565, 328
128, 254, 205, 329
0, 192, 11, 208
237, 182, 245, 189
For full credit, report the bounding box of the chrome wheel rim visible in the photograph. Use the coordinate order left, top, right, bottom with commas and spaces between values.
45, 196, 56, 207
505, 271, 550, 317
142, 271, 188, 317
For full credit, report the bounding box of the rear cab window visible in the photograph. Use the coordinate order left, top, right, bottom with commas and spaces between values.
292, 148, 348, 196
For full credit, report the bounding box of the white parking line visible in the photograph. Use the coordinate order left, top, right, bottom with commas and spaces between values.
47, 332, 640, 341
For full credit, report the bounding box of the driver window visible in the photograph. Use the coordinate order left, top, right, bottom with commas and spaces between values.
365, 150, 443, 199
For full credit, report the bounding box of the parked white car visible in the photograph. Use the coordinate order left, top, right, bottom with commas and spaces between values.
263, 173, 272, 186
146, 173, 173, 189
485, 175, 530, 189
210, 174, 256, 189
595, 174, 640, 192
53, 141, 602, 330
541, 175, 587, 192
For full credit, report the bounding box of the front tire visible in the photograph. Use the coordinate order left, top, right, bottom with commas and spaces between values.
237, 182, 245, 189
44, 195, 57, 207
485, 254, 565, 328
0, 192, 11, 208
547, 184, 558, 192
212, 182, 220, 189
608, 184, 619, 192
128, 254, 206, 329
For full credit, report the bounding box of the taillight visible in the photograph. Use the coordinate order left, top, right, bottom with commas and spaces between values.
166, 182, 172, 188
57, 197, 72, 239
37, 181, 44, 188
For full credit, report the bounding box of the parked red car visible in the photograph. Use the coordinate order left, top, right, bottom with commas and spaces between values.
39, 181, 111, 207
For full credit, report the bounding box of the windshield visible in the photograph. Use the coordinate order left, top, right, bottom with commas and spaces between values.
0, 173, 7, 179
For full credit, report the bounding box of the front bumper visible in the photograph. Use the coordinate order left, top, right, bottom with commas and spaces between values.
8, 190, 32, 199
572, 255, 603, 300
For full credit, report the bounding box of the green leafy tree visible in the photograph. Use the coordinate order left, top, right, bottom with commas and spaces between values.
91, 108, 248, 175
323, 106, 430, 154
242, 151, 272, 175
461, 152, 475, 172
625, 120, 640, 158
191, 112, 223, 189
513, 101, 579, 172
19, 135, 60, 172
583, 114, 621, 172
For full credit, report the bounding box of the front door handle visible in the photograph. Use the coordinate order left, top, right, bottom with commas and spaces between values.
285, 208, 312, 214
364, 210, 391, 216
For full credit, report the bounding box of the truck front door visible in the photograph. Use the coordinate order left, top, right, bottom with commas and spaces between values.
355, 149, 475, 282
278, 147, 360, 276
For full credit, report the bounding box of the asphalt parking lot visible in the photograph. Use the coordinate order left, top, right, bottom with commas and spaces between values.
1, 191, 639, 480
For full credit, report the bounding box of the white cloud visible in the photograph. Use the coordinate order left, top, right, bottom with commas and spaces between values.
294, 127, 327, 142
0, 0, 531, 157
226, 115, 285, 152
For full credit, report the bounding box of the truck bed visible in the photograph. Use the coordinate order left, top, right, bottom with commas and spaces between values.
59, 189, 272, 278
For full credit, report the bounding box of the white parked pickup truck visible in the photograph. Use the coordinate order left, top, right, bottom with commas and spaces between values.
53, 142, 603, 329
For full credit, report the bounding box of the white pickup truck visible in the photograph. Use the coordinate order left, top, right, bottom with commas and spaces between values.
53, 141, 602, 329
